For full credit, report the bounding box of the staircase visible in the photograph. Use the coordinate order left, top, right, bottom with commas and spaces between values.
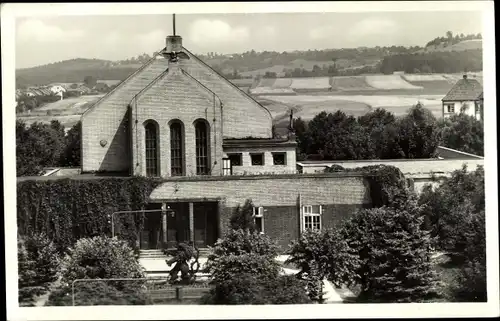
139, 249, 166, 259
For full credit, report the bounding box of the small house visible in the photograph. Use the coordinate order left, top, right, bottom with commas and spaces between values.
442, 74, 483, 120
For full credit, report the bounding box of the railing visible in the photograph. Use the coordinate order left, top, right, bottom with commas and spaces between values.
71, 277, 212, 306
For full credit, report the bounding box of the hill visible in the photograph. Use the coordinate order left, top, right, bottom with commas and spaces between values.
15, 32, 483, 88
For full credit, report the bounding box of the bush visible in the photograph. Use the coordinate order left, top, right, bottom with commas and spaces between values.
452, 261, 487, 302
286, 229, 359, 301
59, 236, 145, 286
18, 233, 60, 304
201, 273, 310, 305
340, 197, 440, 303
229, 199, 256, 232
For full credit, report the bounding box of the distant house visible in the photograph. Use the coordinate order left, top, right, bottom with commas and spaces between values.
442, 74, 483, 120
49, 84, 67, 95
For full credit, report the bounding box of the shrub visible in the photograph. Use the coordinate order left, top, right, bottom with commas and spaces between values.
59, 236, 145, 286
452, 261, 487, 302
18, 233, 60, 304
201, 273, 310, 305
229, 199, 256, 232
286, 229, 359, 301
340, 198, 440, 303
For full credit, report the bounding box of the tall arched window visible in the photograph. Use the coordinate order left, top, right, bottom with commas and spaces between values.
170, 120, 184, 176
144, 121, 159, 177
194, 120, 210, 175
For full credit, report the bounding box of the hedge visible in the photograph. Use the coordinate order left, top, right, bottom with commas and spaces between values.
17, 177, 162, 253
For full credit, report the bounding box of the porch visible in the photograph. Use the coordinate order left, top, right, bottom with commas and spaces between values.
137, 200, 221, 250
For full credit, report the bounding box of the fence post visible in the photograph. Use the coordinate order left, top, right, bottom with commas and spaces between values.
176, 287, 183, 301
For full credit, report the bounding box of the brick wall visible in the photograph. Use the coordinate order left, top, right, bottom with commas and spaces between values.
82, 47, 273, 173
131, 65, 223, 177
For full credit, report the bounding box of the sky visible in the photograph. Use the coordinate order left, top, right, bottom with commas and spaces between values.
15, 11, 483, 69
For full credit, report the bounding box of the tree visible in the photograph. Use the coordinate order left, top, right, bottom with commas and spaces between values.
358, 108, 398, 159
16, 120, 66, 176
438, 114, 484, 156
286, 229, 359, 301
340, 195, 439, 303
83, 75, 97, 88
307, 111, 375, 160
60, 121, 82, 167
18, 233, 60, 305
229, 199, 256, 232
293, 116, 309, 155
394, 103, 441, 159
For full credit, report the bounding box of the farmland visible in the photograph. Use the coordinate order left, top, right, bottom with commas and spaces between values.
16, 94, 104, 129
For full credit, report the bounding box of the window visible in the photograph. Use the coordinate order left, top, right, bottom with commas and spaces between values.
228, 153, 242, 166
195, 120, 210, 175
302, 205, 322, 232
250, 153, 264, 166
446, 104, 455, 113
253, 207, 264, 234
272, 152, 286, 165
145, 121, 159, 177
222, 158, 232, 176
170, 121, 184, 176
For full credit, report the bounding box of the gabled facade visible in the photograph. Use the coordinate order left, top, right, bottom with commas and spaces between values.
442, 74, 483, 120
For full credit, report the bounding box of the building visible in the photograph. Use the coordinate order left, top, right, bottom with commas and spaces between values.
442, 74, 483, 120
74, 22, 373, 250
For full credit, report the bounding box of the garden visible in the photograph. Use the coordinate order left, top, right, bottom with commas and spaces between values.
17, 163, 486, 305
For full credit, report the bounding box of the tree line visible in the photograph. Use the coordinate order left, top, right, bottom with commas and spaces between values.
425, 31, 482, 48
294, 104, 484, 161
16, 120, 81, 177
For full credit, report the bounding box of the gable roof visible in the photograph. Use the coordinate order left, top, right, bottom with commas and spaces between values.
442, 77, 483, 101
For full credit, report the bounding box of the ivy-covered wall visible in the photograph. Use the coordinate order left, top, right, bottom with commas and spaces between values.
17, 177, 162, 253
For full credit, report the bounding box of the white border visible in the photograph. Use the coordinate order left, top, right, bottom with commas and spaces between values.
2, 2, 498, 320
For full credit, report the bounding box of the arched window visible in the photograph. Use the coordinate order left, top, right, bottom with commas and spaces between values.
194, 120, 210, 175
144, 121, 159, 177
170, 120, 184, 176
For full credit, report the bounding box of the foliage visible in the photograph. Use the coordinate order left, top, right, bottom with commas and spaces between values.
60, 121, 82, 167
340, 196, 440, 303
393, 103, 441, 159
201, 273, 310, 305
229, 199, 257, 232
59, 236, 145, 287
452, 261, 487, 302
16, 120, 66, 176
305, 111, 375, 160
438, 113, 484, 156
380, 49, 482, 74
325, 164, 408, 208
17, 177, 162, 252
286, 229, 359, 301
425, 32, 482, 48
16, 120, 83, 176
418, 165, 485, 253
205, 229, 281, 284
46, 280, 149, 306
18, 233, 60, 304
83, 75, 97, 88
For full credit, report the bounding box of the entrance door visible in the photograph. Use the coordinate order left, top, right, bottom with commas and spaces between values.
166, 203, 190, 249
140, 211, 162, 250
193, 202, 218, 248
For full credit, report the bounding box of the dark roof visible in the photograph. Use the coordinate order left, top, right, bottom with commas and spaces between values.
442, 78, 483, 101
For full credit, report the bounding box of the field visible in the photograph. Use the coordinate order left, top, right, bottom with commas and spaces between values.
17, 94, 104, 129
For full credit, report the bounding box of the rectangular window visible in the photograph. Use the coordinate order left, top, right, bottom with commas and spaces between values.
302, 205, 322, 232
250, 153, 264, 166
228, 153, 242, 166
446, 104, 455, 113
272, 152, 286, 165
253, 207, 264, 234
222, 158, 232, 176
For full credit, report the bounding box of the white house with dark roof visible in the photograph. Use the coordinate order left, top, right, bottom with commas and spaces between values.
442, 74, 483, 120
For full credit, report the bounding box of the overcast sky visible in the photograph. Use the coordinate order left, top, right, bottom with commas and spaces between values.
15, 11, 483, 69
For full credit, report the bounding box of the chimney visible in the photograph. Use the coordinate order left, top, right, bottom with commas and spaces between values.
463, 74, 468, 79
166, 35, 183, 54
